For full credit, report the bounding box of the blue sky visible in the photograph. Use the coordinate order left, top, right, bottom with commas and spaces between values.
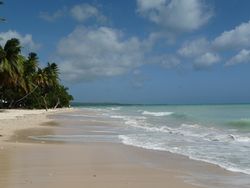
1, 0, 250, 104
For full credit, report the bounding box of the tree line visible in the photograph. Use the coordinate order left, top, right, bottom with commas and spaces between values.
0, 38, 73, 109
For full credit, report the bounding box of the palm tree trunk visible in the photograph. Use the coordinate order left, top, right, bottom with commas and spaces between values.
42, 96, 48, 111
54, 97, 60, 109
8, 100, 14, 108
15, 85, 38, 104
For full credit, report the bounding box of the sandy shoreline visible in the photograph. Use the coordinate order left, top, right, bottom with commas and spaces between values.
0, 108, 74, 142
0, 108, 249, 188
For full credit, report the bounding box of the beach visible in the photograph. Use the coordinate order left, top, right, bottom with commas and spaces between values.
0, 108, 249, 188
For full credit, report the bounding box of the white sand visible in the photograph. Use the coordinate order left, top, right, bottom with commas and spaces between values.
0, 108, 73, 141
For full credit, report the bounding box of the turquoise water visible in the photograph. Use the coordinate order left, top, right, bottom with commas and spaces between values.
84, 104, 250, 175
36, 104, 250, 176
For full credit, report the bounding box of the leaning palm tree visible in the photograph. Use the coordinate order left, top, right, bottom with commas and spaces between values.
34, 68, 50, 110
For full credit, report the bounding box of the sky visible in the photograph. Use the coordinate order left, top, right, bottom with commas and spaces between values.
1, 0, 250, 104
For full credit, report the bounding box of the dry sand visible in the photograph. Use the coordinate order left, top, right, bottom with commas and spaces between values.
0, 109, 73, 141
0, 108, 244, 188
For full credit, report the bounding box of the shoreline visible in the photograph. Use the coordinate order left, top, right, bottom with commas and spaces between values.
0, 108, 249, 188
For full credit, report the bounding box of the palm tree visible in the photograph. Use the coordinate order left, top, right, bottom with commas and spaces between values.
34, 67, 50, 110
23, 52, 39, 92
0, 38, 25, 107
44, 62, 59, 86
37, 63, 60, 110
0, 38, 73, 109
0, 38, 23, 85
14, 53, 39, 106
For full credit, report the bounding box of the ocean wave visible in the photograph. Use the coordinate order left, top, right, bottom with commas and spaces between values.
118, 135, 166, 151
66, 114, 100, 118
142, 111, 174, 117
123, 118, 250, 144
110, 115, 146, 120
228, 118, 250, 128
181, 124, 250, 143
108, 107, 122, 111
118, 135, 250, 175
110, 115, 126, 119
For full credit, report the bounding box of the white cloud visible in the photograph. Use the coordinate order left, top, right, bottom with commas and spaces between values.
39, 7, 67, 22
177, 38, 221, 69
226, 49, 250, 66
57, 26, 145, 82
178, 38, 210, 58
177, 20, 250, 69
137, 0, 166, 11
213, 20, 250, 50
0, 30, 40, 51
40, 4, 107, 23
137, 0, 213, 33
70, 4, 107, 23
177, 19, 250, 69
194, 52, 220, 69
151, 54, 180, 68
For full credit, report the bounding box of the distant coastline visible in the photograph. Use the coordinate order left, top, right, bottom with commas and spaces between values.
71, 101, 250, 107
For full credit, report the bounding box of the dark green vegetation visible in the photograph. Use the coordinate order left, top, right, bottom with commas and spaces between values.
0, 38, 73, 109
0, 2, 72, 109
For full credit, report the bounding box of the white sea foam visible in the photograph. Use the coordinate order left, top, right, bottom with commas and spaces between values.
110, 115, 127, 119
118, 134, 250, 175
118, 135, 166, 151
231, 135, 250, 143
110, 107, 121, 111
142, 111, 174, 117
67, 114, 100, 118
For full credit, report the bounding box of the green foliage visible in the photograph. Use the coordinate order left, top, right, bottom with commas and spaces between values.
0, 38, 73, 109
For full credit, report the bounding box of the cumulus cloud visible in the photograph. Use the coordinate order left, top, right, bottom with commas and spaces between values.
57, 26, 145, 82
151, 54, 180, 68
137, 0, 166, 11
40, 4, 107, 23
39, 7, 67, 22
226, 49, 250, 66
137, 0, 213, 33
70, 4, 107, 23
177, 38, 221, 69
178, 38, 210, 58
177, 19, 250, 69
213, 20, 250, 50
193, 52, 220, 69
0, 30, 40, 51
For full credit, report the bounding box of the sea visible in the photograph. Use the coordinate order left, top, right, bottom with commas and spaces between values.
33, 104, 250, 179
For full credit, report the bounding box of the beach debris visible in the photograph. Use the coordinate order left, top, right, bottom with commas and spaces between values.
0, 134, 2, 137
93, 174, 97, 177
